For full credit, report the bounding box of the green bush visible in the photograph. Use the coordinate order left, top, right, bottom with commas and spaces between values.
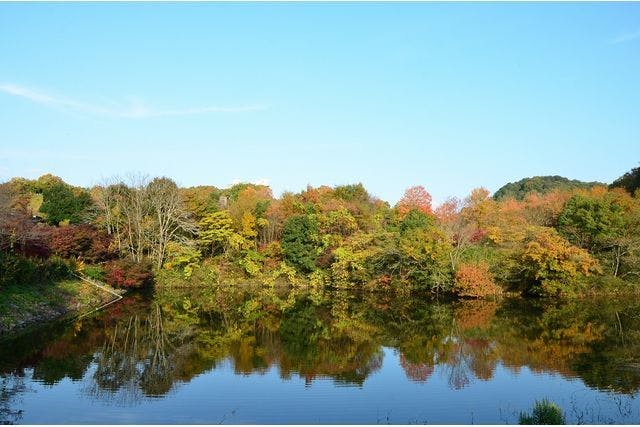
519, 399, 565, 425
0, 252, 71, 288
42, 256, 72, 280
82, 264, 105, 281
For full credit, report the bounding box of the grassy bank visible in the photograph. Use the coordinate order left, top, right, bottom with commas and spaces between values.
0, 278, 120, 335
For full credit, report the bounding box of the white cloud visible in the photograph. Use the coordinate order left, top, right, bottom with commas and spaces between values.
231, 178, 270, 187
608, 28, 640, 45
0, 83, 266, 119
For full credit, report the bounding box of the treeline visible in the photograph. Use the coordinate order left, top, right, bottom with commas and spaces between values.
1, 166, 639, 297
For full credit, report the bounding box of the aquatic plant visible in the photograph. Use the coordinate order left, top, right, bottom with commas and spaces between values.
519, 399, 566, 425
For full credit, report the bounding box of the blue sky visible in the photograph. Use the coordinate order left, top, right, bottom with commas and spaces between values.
1, 2, 639, 204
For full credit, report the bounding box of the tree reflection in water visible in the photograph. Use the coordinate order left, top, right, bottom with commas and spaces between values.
0, 286, 639, 412
0, 374, 27, 424
86, 303, 181, 405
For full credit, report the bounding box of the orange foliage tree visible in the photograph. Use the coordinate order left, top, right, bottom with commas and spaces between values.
453, 262, 501, 298
396, 185, 433, 216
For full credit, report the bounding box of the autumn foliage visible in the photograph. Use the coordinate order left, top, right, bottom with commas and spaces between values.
49, 224, 113, 263
104, 259, 153, 288
397, 186, 433, 216
3, 166, 640, 298
517, 228, 601, 297
453, 262, 501, 298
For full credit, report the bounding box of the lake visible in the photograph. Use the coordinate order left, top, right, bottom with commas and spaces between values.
1, 285, 639, 424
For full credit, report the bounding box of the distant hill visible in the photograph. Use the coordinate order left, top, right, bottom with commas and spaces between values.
493, 175, 604, 201
609, 165, 640, 195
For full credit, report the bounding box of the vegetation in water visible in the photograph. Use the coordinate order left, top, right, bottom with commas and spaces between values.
519, 399, 566, 425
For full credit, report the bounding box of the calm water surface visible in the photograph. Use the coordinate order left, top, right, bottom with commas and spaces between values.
1, 285, 640, 424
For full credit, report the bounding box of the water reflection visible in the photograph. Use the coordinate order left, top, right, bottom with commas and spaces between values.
1, 286, 640, 422
86, 303, 181, 405
1, 375, 26, 424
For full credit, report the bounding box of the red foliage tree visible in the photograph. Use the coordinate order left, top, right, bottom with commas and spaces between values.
104, 258, 153, 288
0, 204, 53, 258
49, 224, 113, 263
397, 185, 433, 216
434, 197, 460, 223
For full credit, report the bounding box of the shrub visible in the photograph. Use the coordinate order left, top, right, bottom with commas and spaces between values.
0, 252, 36, 287
453, 262, 501, 298
82, 264, 105, 281
104, 258, 153, 289
49, 224, 113, 262
265, 262, 299, 286
43, 256, 72, 280
519, 399, 565, 425
0, 214, 54, 258
0, 252, 71, 288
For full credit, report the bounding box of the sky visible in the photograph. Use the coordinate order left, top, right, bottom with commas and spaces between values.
1, 2, 639, 205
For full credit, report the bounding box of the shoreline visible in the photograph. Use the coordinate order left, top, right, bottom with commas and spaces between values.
0, 276, 123, 338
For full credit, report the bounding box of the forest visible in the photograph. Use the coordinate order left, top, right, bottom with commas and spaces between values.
1, 165, 640, 305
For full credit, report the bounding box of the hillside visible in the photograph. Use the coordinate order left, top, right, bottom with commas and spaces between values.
493, 176, 603, 200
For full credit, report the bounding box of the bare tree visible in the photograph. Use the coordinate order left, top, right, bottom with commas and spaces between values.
120, 174, 152, 263
92, 177, 129, 253
146, 177, 197, 269
91, 174, 196, 269
435, 197, 476, 270
93, 178, 119, 236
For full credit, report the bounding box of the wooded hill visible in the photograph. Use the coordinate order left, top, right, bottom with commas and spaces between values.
1, 165, 639, 299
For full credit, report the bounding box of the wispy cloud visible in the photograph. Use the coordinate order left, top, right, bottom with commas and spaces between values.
231, 178, 270, 186
608, 28, 640, 45
0, 83, 266, 119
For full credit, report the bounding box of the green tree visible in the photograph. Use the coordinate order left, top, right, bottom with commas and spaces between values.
373, 209, 452, 293
198, 211, 235, 255
515, 227, 600, 297
333, 183, 370, 203
610, 165, 640, 195
556, 192, 640, 277
399, 208, 434, 234
39, 182, 92, 225
163, 241, 202, 278
557, 193, 625, 251
330, 233, 376, 287
281, 215, 319, 273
